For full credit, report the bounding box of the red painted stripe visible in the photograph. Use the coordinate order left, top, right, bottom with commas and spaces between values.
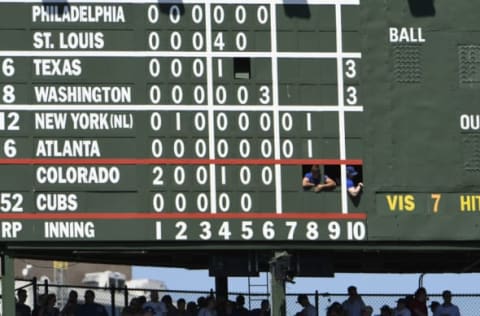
0, 158, 362, 165
0, 212, 366, 220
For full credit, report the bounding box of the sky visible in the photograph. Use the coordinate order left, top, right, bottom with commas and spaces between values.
132, 266, 480, 294
132, 267, 480, 315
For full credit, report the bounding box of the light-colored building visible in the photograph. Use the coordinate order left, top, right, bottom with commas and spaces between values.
15, 259, 131, 285
11, 259, 132, 309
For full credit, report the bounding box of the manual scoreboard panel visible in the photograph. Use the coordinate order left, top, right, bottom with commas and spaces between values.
0, 0, 477, 243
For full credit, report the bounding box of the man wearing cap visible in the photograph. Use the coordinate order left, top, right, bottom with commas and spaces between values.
296, 294, 317, 316
393, 298, 411, 316
346, 166, 363, 197
302, 165, 336, 193
433, 291, 460, 316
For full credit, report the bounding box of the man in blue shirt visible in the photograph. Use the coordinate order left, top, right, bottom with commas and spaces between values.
346, 166, 363, 197
302, 165, 336, 192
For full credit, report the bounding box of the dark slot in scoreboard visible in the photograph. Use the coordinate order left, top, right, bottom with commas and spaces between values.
0, 0, 478, 243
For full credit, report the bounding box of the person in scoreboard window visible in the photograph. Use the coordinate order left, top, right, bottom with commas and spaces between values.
302, 165, 336, 192
346, 166, 364, 197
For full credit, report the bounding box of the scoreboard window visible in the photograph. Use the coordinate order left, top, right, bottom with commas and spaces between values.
233, 57, 251, 80
324, 165, 341, 188
282, 5, 311, 19
407, 0, 436, 17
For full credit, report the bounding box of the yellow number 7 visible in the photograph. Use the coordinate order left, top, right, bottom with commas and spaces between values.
431, 194, 442, 213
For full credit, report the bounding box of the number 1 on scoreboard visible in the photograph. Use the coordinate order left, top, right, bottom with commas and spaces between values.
156, 221, 162, 240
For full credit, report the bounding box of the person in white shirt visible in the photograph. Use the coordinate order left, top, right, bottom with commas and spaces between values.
433, 291, 461, 316
295, 294, 317, 316
342, 286, 366, 316
393, 299, 411, 316
143, 290, 167, 316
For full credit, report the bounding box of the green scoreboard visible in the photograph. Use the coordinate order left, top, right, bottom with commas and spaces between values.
0, 0, 477, 243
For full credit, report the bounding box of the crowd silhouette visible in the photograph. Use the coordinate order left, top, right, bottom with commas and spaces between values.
15, 286, 461, 316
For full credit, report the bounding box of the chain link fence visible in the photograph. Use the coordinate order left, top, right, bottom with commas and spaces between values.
285, 293, 480, 316
9, 279, 480, 316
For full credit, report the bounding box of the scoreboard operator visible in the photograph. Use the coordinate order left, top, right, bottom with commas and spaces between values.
346, 166, 364, 197
302, 165, 336, 193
